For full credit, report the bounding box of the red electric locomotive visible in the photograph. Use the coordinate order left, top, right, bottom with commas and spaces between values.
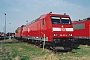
15, 12, 74, 51
73, 17, 90, 45
15, 25, 25, 40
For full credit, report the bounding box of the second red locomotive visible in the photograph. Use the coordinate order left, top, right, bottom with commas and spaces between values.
73, 17, 90, 45
15, 12, 74, 51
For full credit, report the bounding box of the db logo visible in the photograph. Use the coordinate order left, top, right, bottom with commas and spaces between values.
61, 28, 66, 31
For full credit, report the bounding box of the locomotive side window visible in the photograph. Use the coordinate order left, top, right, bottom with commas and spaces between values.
51, 16, 61, 24
42, 19, 45, 25
73, 24, 85, 30
15, 29, 18, 33
61, 18, 71, 24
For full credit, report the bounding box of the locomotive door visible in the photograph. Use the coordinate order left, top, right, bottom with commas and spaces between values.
40, 18, 46, 38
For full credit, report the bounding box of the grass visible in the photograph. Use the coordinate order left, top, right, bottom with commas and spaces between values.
0, 39, 90, 60
56, 45, 90, 60
0, 39, 52, 60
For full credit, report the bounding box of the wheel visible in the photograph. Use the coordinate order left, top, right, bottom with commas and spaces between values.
38, 41, 43, 48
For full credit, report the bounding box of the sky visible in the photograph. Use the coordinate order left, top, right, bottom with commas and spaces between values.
0, 0, 90, 33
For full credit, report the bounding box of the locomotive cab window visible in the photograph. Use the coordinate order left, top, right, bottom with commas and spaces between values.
15, 30, 18, 33
51, 16, 71, 24
51, 16, 61, 24
61, 18, 71, 24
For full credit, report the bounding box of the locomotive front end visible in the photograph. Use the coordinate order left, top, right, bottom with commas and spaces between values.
50, 15, 74, 50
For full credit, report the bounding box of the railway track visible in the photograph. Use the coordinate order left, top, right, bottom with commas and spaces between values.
24, 40, 77, 54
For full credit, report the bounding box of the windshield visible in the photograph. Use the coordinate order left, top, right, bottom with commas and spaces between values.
51, 17, 60, 24
61, 18, 71, 24
51, 16, 71, 24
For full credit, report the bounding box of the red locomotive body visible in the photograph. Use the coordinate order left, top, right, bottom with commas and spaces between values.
15, 27, 22, 39
73, 17, 90, 45
15, 25, 25, 40
15, 13, 74, 50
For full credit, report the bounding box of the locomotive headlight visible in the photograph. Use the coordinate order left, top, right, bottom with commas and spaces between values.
68, 34, 72, 36
54, 34, 58, 36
